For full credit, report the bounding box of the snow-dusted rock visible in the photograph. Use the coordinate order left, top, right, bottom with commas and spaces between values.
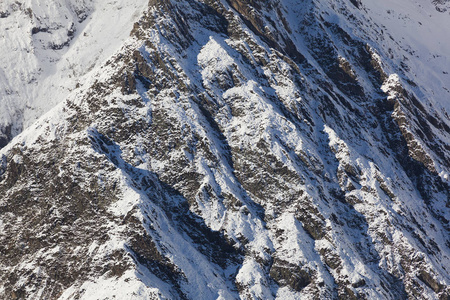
0, 0, 449, 299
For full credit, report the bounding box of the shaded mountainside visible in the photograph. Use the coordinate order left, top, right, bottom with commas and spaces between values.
0, 0, 449, 299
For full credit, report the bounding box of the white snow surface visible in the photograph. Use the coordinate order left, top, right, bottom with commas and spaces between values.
362, 0, 450, 112
0, 0, 147, 135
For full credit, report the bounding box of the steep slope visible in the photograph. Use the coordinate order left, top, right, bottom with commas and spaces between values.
0, 0, 148, 147
0, 0, 449, 299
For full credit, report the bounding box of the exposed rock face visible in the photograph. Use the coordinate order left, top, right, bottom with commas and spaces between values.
0, 0, 449, 299
433, 0, 450, 12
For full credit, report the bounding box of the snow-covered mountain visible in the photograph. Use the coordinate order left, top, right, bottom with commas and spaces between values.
0, 0, 449, 299
0, 0, 148, 147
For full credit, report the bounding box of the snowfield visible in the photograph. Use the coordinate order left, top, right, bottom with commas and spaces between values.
0, 0, 148, 141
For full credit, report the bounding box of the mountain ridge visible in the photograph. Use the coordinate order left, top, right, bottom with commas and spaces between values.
0, 0, 449, 299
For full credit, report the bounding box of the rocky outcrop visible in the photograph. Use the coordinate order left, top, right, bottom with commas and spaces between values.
0, 0, 449, 299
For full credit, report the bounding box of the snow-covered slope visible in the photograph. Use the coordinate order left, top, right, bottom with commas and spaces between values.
0, 0, 449, 299
0, 0, 148, 147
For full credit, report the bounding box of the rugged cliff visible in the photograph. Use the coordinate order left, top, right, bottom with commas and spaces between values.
0, 0, 449, 299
